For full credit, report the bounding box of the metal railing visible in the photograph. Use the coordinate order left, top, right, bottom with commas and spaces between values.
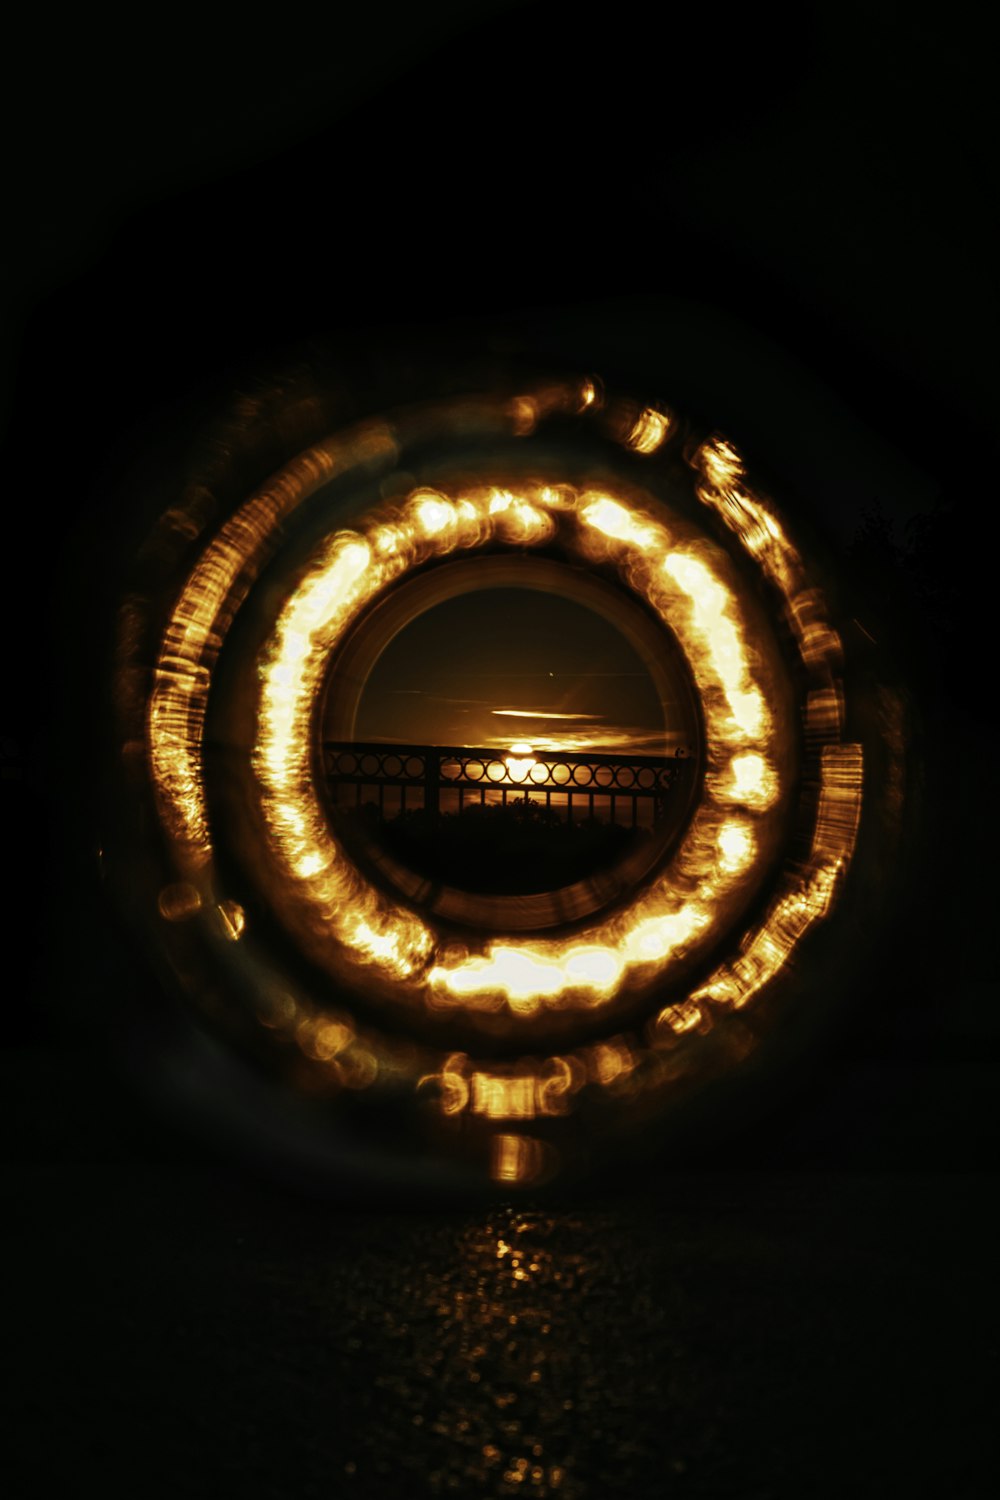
322, 741, 689, 826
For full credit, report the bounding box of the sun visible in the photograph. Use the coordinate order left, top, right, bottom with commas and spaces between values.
504, 742, 537, 781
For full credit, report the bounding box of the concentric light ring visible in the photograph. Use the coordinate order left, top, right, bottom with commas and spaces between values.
124, 377, 862, 1184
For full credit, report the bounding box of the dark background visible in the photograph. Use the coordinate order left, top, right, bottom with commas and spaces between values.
4, 3, 997, 1495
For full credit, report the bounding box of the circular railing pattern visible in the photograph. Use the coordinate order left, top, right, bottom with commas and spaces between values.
323, 743, 685, 794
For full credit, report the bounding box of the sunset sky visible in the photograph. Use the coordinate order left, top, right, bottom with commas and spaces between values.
342, 588, 694, 755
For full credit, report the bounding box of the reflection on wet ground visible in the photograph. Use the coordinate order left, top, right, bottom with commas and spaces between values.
8, 1169, 996, 1497
355, 1210, 594, 1496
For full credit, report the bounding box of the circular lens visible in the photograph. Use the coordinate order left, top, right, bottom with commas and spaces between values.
108, 377, 877, 1188
319, 563, 700, 925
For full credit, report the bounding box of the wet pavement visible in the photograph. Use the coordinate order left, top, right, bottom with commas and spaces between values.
8, 1167, 996, 1498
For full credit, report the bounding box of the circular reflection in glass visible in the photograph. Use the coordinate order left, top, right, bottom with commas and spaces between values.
320, 565, 701, 923
107, 374, 883, 1191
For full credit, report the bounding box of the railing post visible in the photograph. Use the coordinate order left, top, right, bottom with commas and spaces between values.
425, 749, 440, 821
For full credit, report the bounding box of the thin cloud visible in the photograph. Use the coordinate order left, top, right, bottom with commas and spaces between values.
491, 709, 599, 721
482, 723, 684, 754
390, 691, 491, 707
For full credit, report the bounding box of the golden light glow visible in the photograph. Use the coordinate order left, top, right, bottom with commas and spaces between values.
138, 381, 864, 1159
472, 1072, 536, 1119
249, 478, 783, 1015
255, 524, 436, 981
216, 899, 246, 942
655, 998, 705, 1037
694, 435, 843, 668
428, 942, 626, 1013
682, 744, 862, 1016
419, 1053, 582, 1120
718, 751, 779, 810
805, 685, 845, 739
659, 552, 768, 742
147, 426, 397, 871
626, 405, 673, 455
508, 396, 538, 436
158, 881, 202, 921
579, 495, 659, 550
490, 1134, 547, 1184
716, 819, 754, 874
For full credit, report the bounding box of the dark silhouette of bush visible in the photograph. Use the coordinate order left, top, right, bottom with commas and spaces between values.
353, 798, 652, 894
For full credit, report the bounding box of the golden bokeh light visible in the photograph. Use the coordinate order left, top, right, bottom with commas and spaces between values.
626, 406, 673, 455
121, 376, 864, 1184
249, 478, 786, 1015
